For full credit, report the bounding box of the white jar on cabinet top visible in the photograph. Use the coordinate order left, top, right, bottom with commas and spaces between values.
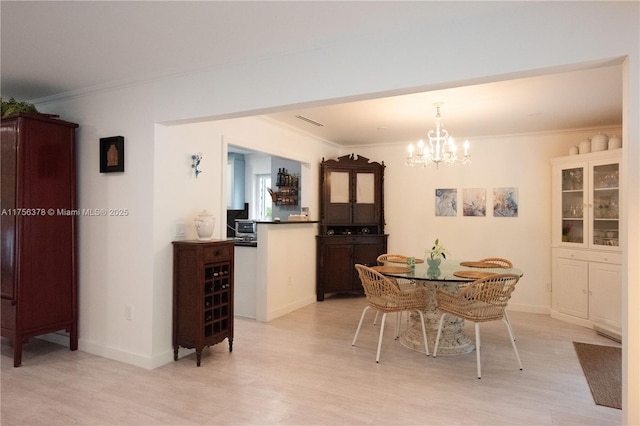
591, 133, 609, 152
578, 138, 591, 154
194, 210, 215, 240
608, 135, 622, 150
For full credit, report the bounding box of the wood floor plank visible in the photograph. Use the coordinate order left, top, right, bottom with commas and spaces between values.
1, 295, 622, 425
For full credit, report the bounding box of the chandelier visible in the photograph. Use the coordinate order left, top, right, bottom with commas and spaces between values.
406, 103, 471, 168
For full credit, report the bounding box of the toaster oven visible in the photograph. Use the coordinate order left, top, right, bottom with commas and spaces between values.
235, 219, 257, 240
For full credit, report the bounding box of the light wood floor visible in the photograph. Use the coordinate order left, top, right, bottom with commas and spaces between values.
1, 295, 622, 425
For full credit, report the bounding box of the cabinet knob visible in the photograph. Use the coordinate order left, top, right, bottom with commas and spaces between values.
582, 289, 587, 294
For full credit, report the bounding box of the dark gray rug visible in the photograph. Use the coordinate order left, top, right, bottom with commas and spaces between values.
573, 341, 622, 409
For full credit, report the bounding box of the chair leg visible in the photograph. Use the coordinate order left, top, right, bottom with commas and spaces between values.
433, 313, 446, 357
376, 313, 387, 363
503, 317, 523, 371
395, 312, 403, 339
504, 310, 515, 341
416, 310, 429, 356
373, 311, 379, 325
475, 322, 482, 379
352, 306, 370, 346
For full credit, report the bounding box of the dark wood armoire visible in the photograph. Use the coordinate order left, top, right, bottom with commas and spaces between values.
316, 154, 387, 301
1, 113, 79, 367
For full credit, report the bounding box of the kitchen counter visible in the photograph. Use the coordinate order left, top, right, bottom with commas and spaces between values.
255, 220, 319, 225
233, 240, 257, 247
232, 221, 318, 320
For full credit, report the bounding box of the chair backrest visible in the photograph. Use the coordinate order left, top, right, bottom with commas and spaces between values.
376, 253, 408, 265
479, 257, 513, 268
441, 274, 520, 321
355, 263, 400, 298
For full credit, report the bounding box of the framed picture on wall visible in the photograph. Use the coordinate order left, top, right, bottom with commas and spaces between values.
100, 136, 125, 173
463, 188, 486, 217
493, 187, 519, 217
435, 188, 457, 216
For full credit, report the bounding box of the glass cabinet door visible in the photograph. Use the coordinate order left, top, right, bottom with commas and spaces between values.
591, 162, 619, 248
561, 167, 585, 244
355, 172, 375, 204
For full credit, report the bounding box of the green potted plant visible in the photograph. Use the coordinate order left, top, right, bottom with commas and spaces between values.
1, 97, 38, 118
426, 238, 447, 268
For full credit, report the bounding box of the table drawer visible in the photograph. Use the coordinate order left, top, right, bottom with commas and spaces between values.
203, 244, 232, 263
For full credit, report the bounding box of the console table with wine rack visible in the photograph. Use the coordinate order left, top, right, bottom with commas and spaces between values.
172, 240, 234, 366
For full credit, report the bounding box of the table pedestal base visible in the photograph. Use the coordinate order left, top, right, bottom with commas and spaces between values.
399, 281, 475, 355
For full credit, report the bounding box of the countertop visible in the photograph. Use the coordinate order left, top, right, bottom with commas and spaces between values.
255, 220, 319, 224
233, 240, 257, 247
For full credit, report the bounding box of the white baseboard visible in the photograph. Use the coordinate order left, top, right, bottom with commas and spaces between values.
38, 331, 71, 346
593, 323, 622, 343
263, 295, 317, 322
506, 303, 550, 315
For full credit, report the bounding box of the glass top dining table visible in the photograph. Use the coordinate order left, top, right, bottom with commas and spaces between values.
374, 259, 523, 355
377, 259, 523, 282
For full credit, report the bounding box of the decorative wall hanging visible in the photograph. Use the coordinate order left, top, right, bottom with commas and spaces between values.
463, 188, 486, 216
493, 187, 519, 217
100, 136, 125, 173
192, 152, 203, 178
435, 188, 457, 216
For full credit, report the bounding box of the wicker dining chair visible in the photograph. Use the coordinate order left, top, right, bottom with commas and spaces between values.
433, 273, 523, 378
376, 254, 419, 289
376, 254, 410, 265
374, 253, 418, 326
352, 264, 429, 363
478, 257, 516, 340
478, 257, 513, 268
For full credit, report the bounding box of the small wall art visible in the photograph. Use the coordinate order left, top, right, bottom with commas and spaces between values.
493, 187, 519, 217
435, 188, 457, 216
99, 136, 125, 173
463, 188, 486, 217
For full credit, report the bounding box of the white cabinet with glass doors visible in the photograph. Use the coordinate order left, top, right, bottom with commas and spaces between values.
551, 149, 621, 250
550, 149, 622, 332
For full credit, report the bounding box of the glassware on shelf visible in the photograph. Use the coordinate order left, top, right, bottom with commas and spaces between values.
563, 169, 583, 191
564, 169, 584, 191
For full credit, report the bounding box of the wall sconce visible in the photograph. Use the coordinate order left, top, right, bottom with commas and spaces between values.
191, 152, 203, 178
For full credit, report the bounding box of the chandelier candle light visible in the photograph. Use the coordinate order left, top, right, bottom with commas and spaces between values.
406, 103, 471, 168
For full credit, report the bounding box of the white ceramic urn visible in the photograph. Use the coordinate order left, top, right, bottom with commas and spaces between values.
194, 210, 215, 240
591, 133, 609, 152
578, 138, 592, 154
608, 135, 622, 150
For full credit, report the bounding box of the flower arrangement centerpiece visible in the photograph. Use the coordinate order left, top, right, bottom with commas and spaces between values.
426, 238, 447, 268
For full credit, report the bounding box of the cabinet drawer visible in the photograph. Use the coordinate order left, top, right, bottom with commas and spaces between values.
203, 244, 232, 263
319, 235, 386, 245
554, 248, 621, 264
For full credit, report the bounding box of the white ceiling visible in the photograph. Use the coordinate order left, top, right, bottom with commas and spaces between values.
1, 2, 622, 147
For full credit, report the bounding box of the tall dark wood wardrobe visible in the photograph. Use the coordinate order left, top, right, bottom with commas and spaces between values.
316, 154, 387, 301
1, 113, 79, 367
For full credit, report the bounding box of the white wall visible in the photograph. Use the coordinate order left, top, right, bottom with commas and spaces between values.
36, 83, 157, 365
36, 2, 638, 421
